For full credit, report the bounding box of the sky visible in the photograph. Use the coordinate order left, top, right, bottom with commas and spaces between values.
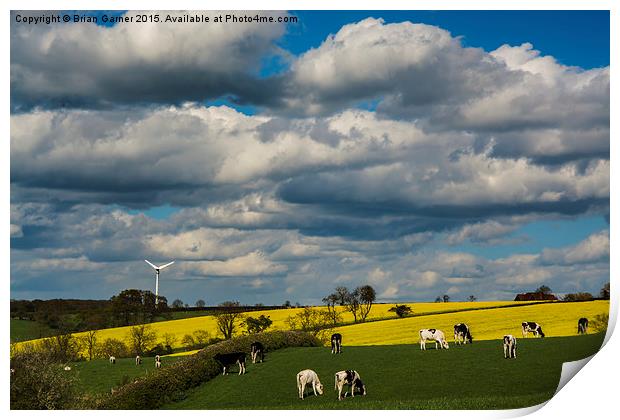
9, 10, 610, 305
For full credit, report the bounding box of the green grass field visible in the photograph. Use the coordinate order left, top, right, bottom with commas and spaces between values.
163, 333, 604, 410
64, 355, 188, 395
10, 319, 56, 342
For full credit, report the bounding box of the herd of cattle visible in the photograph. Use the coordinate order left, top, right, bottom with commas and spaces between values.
103, 317, 591, 400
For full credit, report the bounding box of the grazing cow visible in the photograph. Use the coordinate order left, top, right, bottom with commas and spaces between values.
521, 322, 545, 338
419, 329, 449, 350
334, 370, 366, 400
453, 323, 473, 345
250, 341, 265, 364
503, 335, 517, 359
331, 333, 342, 354
64, 366, 71, 371
344, 377, 367, 398
578, 318, 589, 334
213, 352, 247, 375
155, 360, 162, 368
109, 356, 116, 364
155, 354, 161, 363
296, 369, 324, 399
135, 355, 142, 365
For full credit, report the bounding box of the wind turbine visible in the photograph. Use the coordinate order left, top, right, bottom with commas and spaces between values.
144, 260, 175, 305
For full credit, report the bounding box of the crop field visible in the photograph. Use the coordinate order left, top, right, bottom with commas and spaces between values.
14, 300, 546, 352
337, 300, 609, 345
164, 333, 605, 409
14, 300, 608, 353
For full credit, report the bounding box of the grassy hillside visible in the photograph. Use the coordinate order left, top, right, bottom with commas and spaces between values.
10, 319, 55, 342
63, 355, 188, 395
165, 333, 605, 410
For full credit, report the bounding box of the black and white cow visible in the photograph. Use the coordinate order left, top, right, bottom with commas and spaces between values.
344, 377, 367, 398
109, 356, 116, 364
419, 329, 449, 350
135, 355, 142, 365
213, 352, 247, 375
331, 333, 342, 354
503, 335, 517, 359
250, 341, 265, 363
521, 322, 545, 338
296, 369, 324, 399
578, 318, 589, 334
334, 370, 366, 400
453, 323, 473, 345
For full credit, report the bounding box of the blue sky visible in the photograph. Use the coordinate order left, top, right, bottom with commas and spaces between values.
285, 11, 610, 68
10, 10, 609, 304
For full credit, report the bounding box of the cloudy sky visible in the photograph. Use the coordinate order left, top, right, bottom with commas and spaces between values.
10, 10, 609, 305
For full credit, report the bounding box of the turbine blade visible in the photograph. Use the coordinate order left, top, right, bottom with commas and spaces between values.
159, 261, 175, 270
144, 259, 158, 270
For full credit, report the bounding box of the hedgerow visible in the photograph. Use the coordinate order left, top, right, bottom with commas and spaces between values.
94, 330, 321, 409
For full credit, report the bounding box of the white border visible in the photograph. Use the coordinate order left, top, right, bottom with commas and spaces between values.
2, 1, 616, 419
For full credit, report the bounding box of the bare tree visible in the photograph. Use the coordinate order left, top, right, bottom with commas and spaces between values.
600, 282, 610, 299
322, 293, 342, 325
344, 290, 361, 322
127, 324, 157, 356
40, 332, 82, 363
215, 301, 243, 339
335, 287, 350, 305
442, 295, 450, 303
192, 329, 211, 345
83, 330, 98, 361
195, 299, 206, 308
285, 307, 333, 343
357, 285, 376, 322
162, 333, 177, 349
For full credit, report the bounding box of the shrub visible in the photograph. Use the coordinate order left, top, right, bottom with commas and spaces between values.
96, 338, 130, 359
181, 334, 195, 349
590, 313, 609, 332
127, 324, 158, 356
388, 304, 412, 318
192, 329, 211, 345
10, 349, 77, 409
285, 307, 334, 344
95, 330, 320, 409
242, 315, 273, 334
38, 332, 83, 363
562, 292, 594, 302
144, 343, 173, 357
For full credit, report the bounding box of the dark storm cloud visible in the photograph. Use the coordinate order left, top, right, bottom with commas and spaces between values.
10, 11, 288, 111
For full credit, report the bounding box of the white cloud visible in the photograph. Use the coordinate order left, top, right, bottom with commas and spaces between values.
445, 220, 519, 245
540, 230, 609, 265
10, 224, 23, 238
410, 270, 441, 288
182, 251, 287, 277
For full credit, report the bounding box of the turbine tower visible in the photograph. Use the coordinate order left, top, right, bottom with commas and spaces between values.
144, 260, 175, 305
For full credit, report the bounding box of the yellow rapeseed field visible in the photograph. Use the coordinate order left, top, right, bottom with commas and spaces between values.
335, 300, 609, 345
16, 300, 607, 352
